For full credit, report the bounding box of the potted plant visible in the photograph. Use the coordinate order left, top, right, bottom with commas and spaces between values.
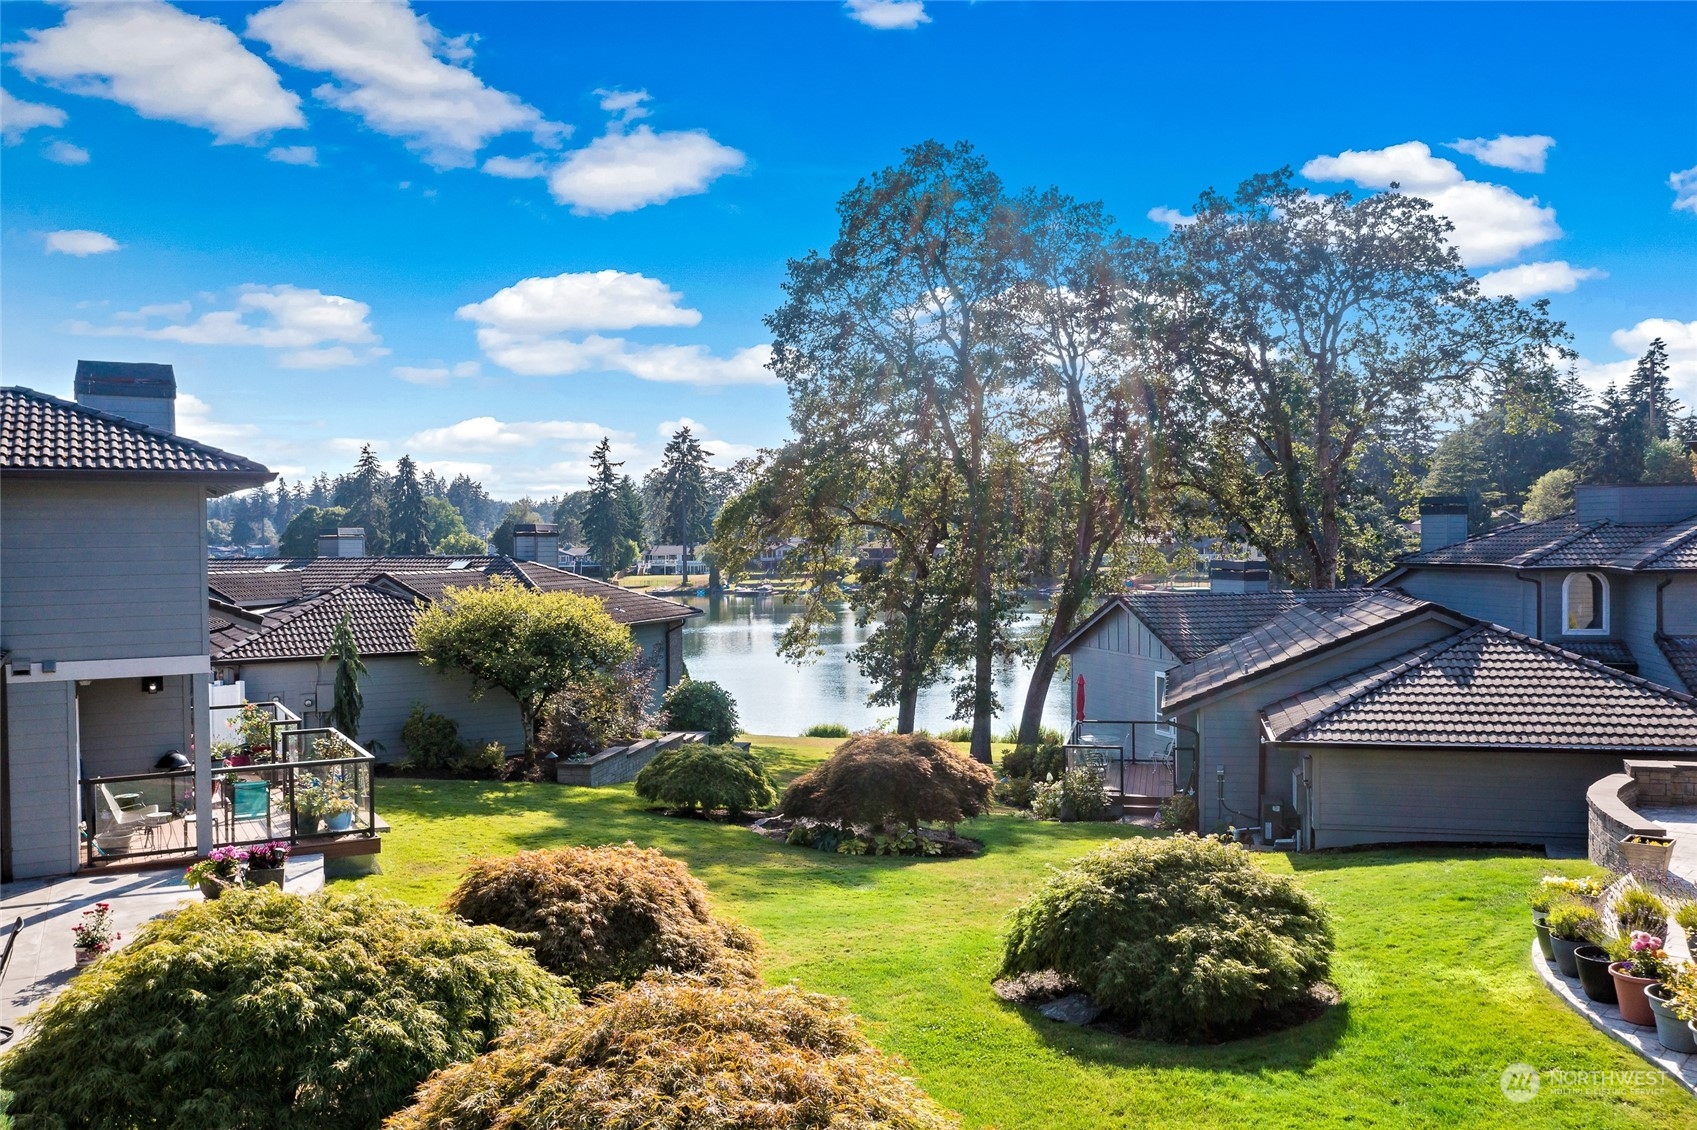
229, 703, 275, 760
70, 902, 120, 966
1545, 900, 1602, 979
1608, 931, 1670, 1026
1613, 886, 1669, 936
245, 840, 290, 888
1620, 833, 1676, 877
1646, 962, 1697, 1052
1573, 942, 1619, 1004
322, 786, 357, 832
291, 773, 327, 832
184, 845, 246, 898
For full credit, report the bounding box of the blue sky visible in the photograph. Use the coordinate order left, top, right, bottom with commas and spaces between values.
3, 0, 1694, 495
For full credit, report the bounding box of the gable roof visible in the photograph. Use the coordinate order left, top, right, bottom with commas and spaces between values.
207, 570, 308, 609
1260, 624, 1697, 751
1058, 588, 1395, 664
1393, 511, 1697, 573
1659, 635, 1697, 695
1, 387, 271, 492
213, 583, 425, 662
209, 600, 265, 655
1165, 590, 1439, 711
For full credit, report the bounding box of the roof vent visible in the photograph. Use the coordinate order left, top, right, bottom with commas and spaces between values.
1418, 495, 1470, 553
74, 360, 177, 434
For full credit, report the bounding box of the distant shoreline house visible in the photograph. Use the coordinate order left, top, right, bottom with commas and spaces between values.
1, 366, 274, 880
207, 545, 699, 759
1058, 484, 1697, 854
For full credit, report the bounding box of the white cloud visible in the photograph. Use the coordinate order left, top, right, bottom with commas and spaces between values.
1, 88, 66, 142
247, 0, 563, 168
481, 153, 547, 179
1147, 206, 1195, 227
267, 144, 317, 165
1475, 260, 1605, 299
548, 123, 745, 215
6, 0, 303, 143
457, 270, 702, 334
44, 139, 89, 164
453, 360, 480, 378
416, 459, 495, 480
1672, 166, 1697, 214
1301, 141, 1559, 265
596, 88, 650, 123
392, 360, 480, 385
656, 417, 757, 462
476, 331, 776, 386
1574, 319, 1697, 406
44, 228, 119, 255
406, 415, 622, 452
1448, 134, 1555, 173
845, 0, 931, 29
68, 283, 384, 368
175, 392, 260, 448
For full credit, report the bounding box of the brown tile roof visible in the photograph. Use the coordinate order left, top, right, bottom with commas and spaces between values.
1560, 639, 1639, 673
509, 561, 701, 626
1165, 590, 1436, 710
1659, 635, 1697, 695
208, 600, 264, 654
1395, 512, 1697, 572
207, 570, 307, 609
1087, 589, 1395, 663
1, 387, 271, 489
1260, 625, 1697, 751
213, 583, 424, 662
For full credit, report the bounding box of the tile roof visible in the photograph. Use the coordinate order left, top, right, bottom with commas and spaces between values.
208, 601, 264, 655
1103, 589, 1394, 663
509, 561, 699, 626
1560, 639, 1639, 672
1260, 625, 1697, 751
0, 387, 271, 488
1659, 635, 1697, 695
1165, 590, 1435, 709
213, 583, 424, 662
207, 570, 307, 609
1395, 511, 1697, 572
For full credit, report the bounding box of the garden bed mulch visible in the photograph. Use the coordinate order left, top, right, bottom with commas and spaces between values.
751, 815, 984, 858
993, 970, 1340, 1044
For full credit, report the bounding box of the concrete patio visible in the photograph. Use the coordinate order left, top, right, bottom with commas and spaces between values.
0, 855, 324, 1042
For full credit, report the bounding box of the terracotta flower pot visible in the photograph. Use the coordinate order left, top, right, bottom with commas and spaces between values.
1609, 962, 1658, 1026
1646, 984, 1697, 1052
1574, 945, 1618, 1004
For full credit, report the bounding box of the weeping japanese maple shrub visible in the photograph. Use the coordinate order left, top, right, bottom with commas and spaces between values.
443, 844, 758, 991
779, 731, 995, 835
0, 888, 570, 1130
998, 835, 1334, 1041
386, 975, 959, 1130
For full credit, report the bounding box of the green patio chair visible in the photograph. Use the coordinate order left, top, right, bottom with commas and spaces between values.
232, 780, 270, 821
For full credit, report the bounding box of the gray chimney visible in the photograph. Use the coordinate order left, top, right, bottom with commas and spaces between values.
512, 522, 559, 563
1576, 483, 1697, 526
74, 360, 176, 433
317, 528, 366, 558
1419, 495, 1470, 553
1209, 559, 1270, 594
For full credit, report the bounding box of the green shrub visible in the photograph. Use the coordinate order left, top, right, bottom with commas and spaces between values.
388, 975, 958, 1130
1547, 899, 1604, 943
1157, 793, 1198, 831
998, 724, 1063, 746
635, 742, 777, 815
0, 888, 568, 1130
935, 724, 974, 743
541, 655, 658, 755
999, 835, 1333, 1041
993, 776, 1037, 809
1529, 873, 1607, 912
401, 702, 467, 769
804, 722, 851, 738
1002, 741, 1067, 782
1030, 766, 1111, 822
1614, 887, 1669, 936
443, 844, 758, 991
779, 732, 995, 834
1675, 902, 1697, 933
663, 679, 740, 744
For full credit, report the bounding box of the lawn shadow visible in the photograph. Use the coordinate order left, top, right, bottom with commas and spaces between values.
1284, 843, 1549, 874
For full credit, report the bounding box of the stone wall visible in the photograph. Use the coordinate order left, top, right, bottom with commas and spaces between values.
1623, 760, 1697, 805
1585, 760, 1697, 873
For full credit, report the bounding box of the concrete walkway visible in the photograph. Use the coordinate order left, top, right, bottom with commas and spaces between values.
0, 855, 324, 1042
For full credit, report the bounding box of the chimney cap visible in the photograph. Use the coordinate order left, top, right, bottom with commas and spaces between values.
73, 360, 177, 400
1419, 495, 1470, 516
514, 522, 558, 535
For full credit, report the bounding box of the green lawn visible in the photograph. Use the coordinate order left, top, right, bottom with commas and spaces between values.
351, 737, 1694, 1129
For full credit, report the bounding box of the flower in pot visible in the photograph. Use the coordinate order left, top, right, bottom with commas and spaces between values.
321, 788, 357, 832
1646, 961, 1697, 1053
229, 703, 275, 757
1544, 900, 1602, 979
184, 845, 246, 898
1613, 886, 1669, 937
244, 840, 290, 888
1529, 874, 1606, 925
1608, 931, 1670, 1027
70, 902, 120, 966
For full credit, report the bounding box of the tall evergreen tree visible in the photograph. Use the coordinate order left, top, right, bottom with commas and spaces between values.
617, 476, 646, 567
582, 438, 629, 572
389, 455, 431, 555
653, 426, 714, 580
322, 613, 368, 739
335, 445, 390, 553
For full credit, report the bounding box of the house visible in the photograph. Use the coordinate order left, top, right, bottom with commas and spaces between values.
642, 545, 708, 576
1, 369, 274, 880
206, 549, 699, 759
1056, 484, 1697, 853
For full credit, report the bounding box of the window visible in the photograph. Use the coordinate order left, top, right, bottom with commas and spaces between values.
1154, 671, 1174, 735
1563, 572, 1608, 634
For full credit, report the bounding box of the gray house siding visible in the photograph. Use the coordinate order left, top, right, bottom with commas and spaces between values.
1392, 568, 1537, 636
1, 479, 209, 662
1063, 606, 1178, 729
77, 675, 193, 779
1301, 746, 1625, 853
237, 658, 526, 761
1186, 617, 1460, 828
1666, 577, 1697, 636
5, 680, 80, 879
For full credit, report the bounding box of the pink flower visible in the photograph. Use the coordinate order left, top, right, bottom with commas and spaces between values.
1630, 931, 1665, 953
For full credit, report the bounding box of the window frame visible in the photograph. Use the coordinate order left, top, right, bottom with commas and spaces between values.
1154, 670, 1175, 736
1561, 571, 1610, 636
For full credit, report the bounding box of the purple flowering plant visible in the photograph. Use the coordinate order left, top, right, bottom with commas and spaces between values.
246, 841, 290, 869
1613, 930, 1674, 980
184, 844, 247, 888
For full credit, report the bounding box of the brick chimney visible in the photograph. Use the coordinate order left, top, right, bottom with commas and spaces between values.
74, 360, 176, 433
317, 528, 366, 558
1419, 495, 1470, 553
512, 522, 559, 563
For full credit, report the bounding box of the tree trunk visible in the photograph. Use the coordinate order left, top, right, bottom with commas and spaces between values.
896, 687, 918, 734
969, 578, 995, 764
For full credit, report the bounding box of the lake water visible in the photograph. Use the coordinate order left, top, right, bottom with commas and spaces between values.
677, 593, 1075, 738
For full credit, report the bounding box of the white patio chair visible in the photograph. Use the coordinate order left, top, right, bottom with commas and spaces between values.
97, 784, 175, 848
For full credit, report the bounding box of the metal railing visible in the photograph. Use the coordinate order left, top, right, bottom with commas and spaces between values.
1065, 718, 1199, 799
81, 718, 377, 867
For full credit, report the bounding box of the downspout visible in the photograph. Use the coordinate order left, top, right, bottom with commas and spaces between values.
1, 650, 12, 884
1656, 574, 1672, 635
1514, 572, 1542, 637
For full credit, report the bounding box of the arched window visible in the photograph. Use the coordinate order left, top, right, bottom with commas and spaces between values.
1563, 572, 1608, 634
